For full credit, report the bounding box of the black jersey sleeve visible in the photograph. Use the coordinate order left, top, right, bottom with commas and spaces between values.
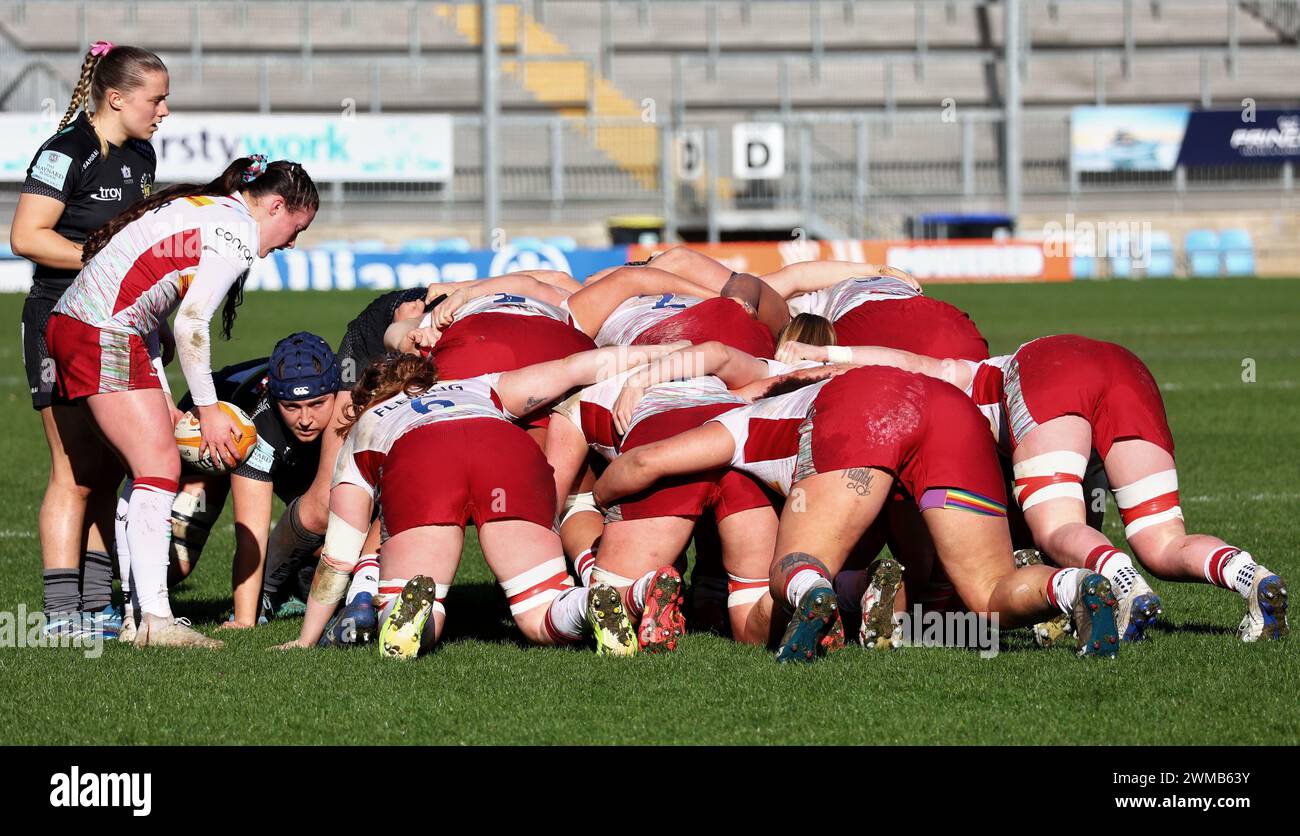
21, 130, 85, 204
232, 398, 281, 483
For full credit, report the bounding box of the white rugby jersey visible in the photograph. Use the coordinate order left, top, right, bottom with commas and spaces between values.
53, 192, 258, 405
593, 293, 705, 347
449, 291, 571, 325
709, 379, 830, 496
786, 275, 918, 321
334, 374, 515, 498
554, 358, 791, 461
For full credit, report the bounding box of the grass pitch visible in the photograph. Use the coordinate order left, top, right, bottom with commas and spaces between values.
0, 278, 1296, 745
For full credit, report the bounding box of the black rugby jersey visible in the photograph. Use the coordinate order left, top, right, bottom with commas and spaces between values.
21, 111, 157, 301
178, 358, 322, 502
336, 286, 429, 380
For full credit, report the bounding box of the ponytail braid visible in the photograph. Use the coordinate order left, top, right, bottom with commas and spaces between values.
58, 48, 100, 132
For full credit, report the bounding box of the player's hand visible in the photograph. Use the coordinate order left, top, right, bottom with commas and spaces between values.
167, 397, 185, 430
612, 383, 646, 436
431, 288, 469, 329
196, 404, 241, 471
270, 638, 311, 651
776, 340, 826, 365
409, 325, 440, 355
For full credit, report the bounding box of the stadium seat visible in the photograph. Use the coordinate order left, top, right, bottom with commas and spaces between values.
1143, 230, 1176, 279
352, 239, 390, 253
1219, 229, 1256, 277
401, 238, 440, 253
509, 236, 546, 250
433, 238, 472, 253
311, 239, 353, 252
1072, 254, 1098, 280
1185, 229, 1222, 278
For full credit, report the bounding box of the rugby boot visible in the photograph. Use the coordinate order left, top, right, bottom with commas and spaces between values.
587, 583, 636, 657
637, 567, 687, 653
859, 557, 903, 650
379, 576, 437, 660
776, 586, 843, 664
1071, 572, 1120, 659
1239, 571, 1289, 642
133, 614, 225, 650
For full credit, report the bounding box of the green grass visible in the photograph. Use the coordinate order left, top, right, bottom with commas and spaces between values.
1, 279, 1297, 745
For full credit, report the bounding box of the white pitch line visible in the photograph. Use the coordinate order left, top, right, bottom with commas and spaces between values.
0, 530, 36, 538
1160, 380, 1296, 392
1183, 492, 1300, 503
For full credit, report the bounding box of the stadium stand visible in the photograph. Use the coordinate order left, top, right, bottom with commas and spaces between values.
0, 0, 1297, 271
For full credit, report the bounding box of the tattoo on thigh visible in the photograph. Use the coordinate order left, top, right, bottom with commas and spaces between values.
843, 467, 875, 497
522, 395, 546, 412
774, 552, 829, 578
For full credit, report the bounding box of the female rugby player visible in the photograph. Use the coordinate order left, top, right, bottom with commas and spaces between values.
47, 156, 318, 648
11, 41, 167, 636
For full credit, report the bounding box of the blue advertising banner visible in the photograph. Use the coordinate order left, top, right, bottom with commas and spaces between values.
1175, 109, 1300, 166
245, 243, 630, 292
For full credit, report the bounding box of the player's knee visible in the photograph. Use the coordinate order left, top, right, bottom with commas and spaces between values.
500, 558, 573, 644
1112, 469, 1183, 542
1012, 451, 1087, 511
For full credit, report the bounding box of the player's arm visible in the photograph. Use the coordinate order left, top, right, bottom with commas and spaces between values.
544, 395, 590, 517
563, 266, 720, 338
173, 245, 249, 469
611, 341, 769, 435
8, 193, 83, 270
730, 364, 848, 402
275, 479, 373, 650
494, 341, 689, 418
226, 472, 275, 628
764, 261, 920, 298
593, 423, 736, 508
776, 342, 970, 389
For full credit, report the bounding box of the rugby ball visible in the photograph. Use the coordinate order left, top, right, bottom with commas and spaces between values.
175, 401, 258, 473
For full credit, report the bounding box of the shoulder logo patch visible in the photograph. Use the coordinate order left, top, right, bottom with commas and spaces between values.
31, 150, 73, 190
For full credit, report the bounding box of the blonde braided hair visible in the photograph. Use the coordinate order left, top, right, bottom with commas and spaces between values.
56, 42, 167, 157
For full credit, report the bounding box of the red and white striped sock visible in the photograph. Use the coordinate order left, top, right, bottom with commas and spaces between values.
1203, 547, 1257, 598
1046, 567, 1087, 615
1085, 544, 1141, 596
625, 570, 656, 622
129, 476, 179, 619
573, 549, 596, 587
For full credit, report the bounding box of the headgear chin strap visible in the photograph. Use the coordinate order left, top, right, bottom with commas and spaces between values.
268, 332, 341, 401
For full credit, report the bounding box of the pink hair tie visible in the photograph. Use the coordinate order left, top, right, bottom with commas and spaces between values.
89, 41, 114, 57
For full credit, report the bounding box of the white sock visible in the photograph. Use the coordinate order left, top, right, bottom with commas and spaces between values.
1223, 550, 1260, 599
114, 484, 132, 602
833, 569, 870, 614
1049, 567, 1087, 615
628, 570, 655, 620
129, 477, 178, 619
544, 586, 589, 642
785, 567, 832, 609
1093, 552, 1142, 597
574, 549, 596, 587
346, 554, 380, 605
376, 578, 407, 625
